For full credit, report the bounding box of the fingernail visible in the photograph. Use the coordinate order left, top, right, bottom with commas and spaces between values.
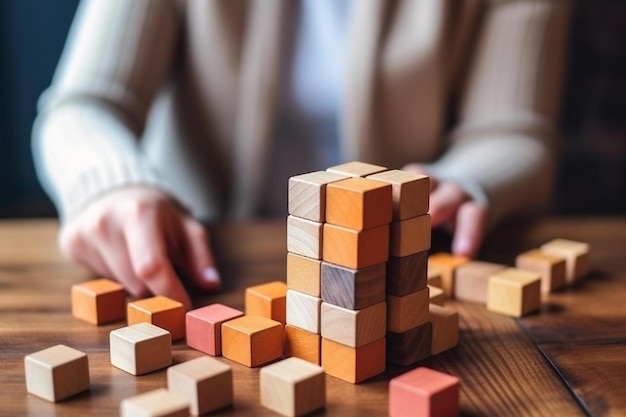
202, 267, 221, 285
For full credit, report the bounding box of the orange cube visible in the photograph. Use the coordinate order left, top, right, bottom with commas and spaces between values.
321, 337, 385, 384
323, 223, 389, 269
71, 278, 126, 325
221, 315, 283, 367
245, 281, 288, 325
325, 177, 392, 230
127, 296, 185, 340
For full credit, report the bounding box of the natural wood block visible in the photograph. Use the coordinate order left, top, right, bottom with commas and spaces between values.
540, 238, 590, 283
366, 170, 430, 220
386, 251, 428, 296
121, 388, 188, 417
326, 161, 387, 177
286, 289, 321, 333
389, 367, 459, 417
390, 215, 432, 257
454, 261, 507, 304
320, 262, 386, 310
387, 288, 430, 333
427, 266, 444, 289
221, 315, 283, 367
429, 304, 459, 355
71, 278, 126, 325
320, 301, 386, 348
287, 253, 321, 297
24, 344, 89, 402
387, 322, 432, 366
321, 337, 386, 383
110, 322, 171, 375
516, 249, 567, 294
186, 303, 243, 356
325, 177, 392, 230
167, 356, 233, 415
287, 216, 323, 259
428, 286, 445, 306
288, 171, 348, 222
260, 357, 326, 417
322, 223, 389, 269
284, 324, 321, 365
127, 295, 185, 340
487, 268, 541, 317
245, 281, 288, 325
428, 253, 470, 298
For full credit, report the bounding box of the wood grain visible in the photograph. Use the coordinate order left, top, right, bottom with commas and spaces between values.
386, 288, 429, 333
287, 253, 321, 297
389, 215, 431, 257
366, 170, 430, 220
322, 223, 389, 269
321, 337, 386, 384
320, 262, 386, 310
326, 161, 387, 177
387, 322, 432, 366
325, 177, 392, 230
287, 216, 323, 260
284, 324, 321, 365
386, 251, 428, 297
110, 323, 172, 376
320, 301, 387, 348
245, 281, 287, 325
288, 171, 348, 222
127, 296, 186, 341
286, 289, 321, 333
71, 278, 126, 325
454, 261, 506, 304
487, 268, 541, 318
221, 315, 283, 368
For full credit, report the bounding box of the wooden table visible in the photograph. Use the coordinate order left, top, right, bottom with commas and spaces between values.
1, 218, 624, 416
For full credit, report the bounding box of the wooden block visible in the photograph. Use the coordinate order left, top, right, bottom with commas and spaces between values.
390, 215, 431, 257
487, 268, 541, 317
24, 344, 89, 402
454, 261, 507, 304
516, 249, 567, 293
389, 367, 459, 417
366, 170, 430, 220
429, 304, 459, 355
322, 223, 389, 269
71, 278, 126, 325
110, 322, 171, 375
428, 253, 469, 298
167, 356, 233, 415
321, 262, 386, 310
387, 322, 432, 366
326, 161, 387, 177
286, 289, 321, 333
427, 266, 444, 289
245, 281, 288, 325
387, 288, 430, 333
325, 177, 392, 230
260, 357, 326, 417
321, 337, 386, 383
386, 251, 428, 296
288, 171, 348, 222
221, 315, 283, 367
186, 303, 243, 356
121, 388, 188, 417
287, 216, 323, 259
287, 253, 321, 297
540, 238, 590, 283
127, 295, 185, 340
428, 285, 445, 306
320, 301, 386, 348
284, 324, 321, 365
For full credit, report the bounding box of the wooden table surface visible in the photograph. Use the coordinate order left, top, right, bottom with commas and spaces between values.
1, 217, 624, 417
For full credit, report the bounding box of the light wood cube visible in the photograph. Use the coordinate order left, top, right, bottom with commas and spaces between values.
429, 304, 459, 355
186, 303, 243, 356
427, 266, 444, 289
454, 261, 507, 304
386, 251, 428, 297
286, 289, 322, 333
71, 278, 126, 325
390, 215, 432, 257
287, 253, 321, 297
121, 388, 188, 417
288, 171, 348, 222
516, 249, 566, 293
428, 285, 445, 306
321, 337, 386, 383
540, 238, 590, 283
428, 253, 469, 298
387, 288, 430, 333
487, 268, 541, 317
387, 322, 432, 366
284, 325, 321, 365
325, 177, 392, 230
366, 170, 430, 220
389, 367, 459, 417
320, 301, 386, 348
320, 261, 386, 310
287, 215, 323, 259
326, 161, 387, 177
245, 281, 288, 325
110, 322, 171, 375
322, 223, 389, 269
221, 315, 283, 367
127, 295, 185, 340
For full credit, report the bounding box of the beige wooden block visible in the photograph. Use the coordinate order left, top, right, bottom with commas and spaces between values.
325, 177, 392, 230
287, 253, 321, 297
71, 278, 126, 325
454, 261, 507, 304
516, 249, 567, 293
540, 239, 590, 283
320, 301, 386, 348
127, 295, 185, 340
121, 388, 188, 417
487, 268, 541, 317
427, 266, 444, 289
366, 170, 430, 220
428, 285, 445, 306
284, 325, 321, 365
221, 315, 283, 367
321, 337, 386, 384
390, 214, 431, 257
260, 357, 326, 417
287, 216, 323, 260
24, 344, 90, 402
245, 280, 288, 325
167, 356, 233, 415
429, 304, 459, 355
326, 161, 387, 177
110, 322, 171, 375
322, 223, 389, 269
428, 253, 469, 298
387, 288, 430, 333
288, 171, 348, 222
286, 289, 322, 333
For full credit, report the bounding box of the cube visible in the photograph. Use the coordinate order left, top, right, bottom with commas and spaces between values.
540, 238, 590, 283
284, 325, 321, 365
326, 161, 387, 177
387, 288, 430, 333
245, 281, 288, 325
286, 289, 322, 333
428, 253, 469, 298
428, 286, 445, 306
322, 223, 389, 269
121, 388, 188, 417
386, 251, 428, 297
389, 367, 459, 417
287, 253, 321, 297
387, 322, 432, 366
71, 278, 126, 325
454, 261, 507, 304
127, 295, 185, 340
389, 215, 432, 257
321, 337, 386, 383
186, 303, 243, 356
487, 268, 541, 317
366, 170, 430, 220
516, 249, 566, 293
427, 266, 444, 289
320, 301, 386, 348
287, 216, 323, 260
429, 304, 459, 355
321, 262, 386, 310
288, 171, 348, 222
325, 177, 392, 230
221, 315, 283, 367
110, 322, 171, 375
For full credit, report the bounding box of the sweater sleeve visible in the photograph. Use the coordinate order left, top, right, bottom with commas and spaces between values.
32, 0, 180, 220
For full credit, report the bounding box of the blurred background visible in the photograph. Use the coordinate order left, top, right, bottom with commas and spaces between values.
0, 0, 624, 219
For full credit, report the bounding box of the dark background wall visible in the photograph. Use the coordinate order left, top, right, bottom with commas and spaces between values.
0, 0, 624, 218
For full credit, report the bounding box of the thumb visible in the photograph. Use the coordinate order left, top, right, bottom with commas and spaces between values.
181, 219, 221, 291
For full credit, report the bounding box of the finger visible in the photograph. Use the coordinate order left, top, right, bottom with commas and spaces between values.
452, 201, 487, 258
182, 219, 221, 291
95, 237, 150, 298
429, 182, 466, 227
401, 163, 438, 191
59, 227, 114, 279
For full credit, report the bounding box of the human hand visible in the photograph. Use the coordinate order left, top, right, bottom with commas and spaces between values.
59, 187, 220, 310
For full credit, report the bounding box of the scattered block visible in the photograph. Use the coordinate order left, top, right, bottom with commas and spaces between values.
322, 223, 389, 269
121, 388, 188, 417
321, 337, 386, 383
387, 322, 432, 366
287, 253, 321, 297
127, 295, 185, 340
428, 253, 469, 298
428, 286, 445, 306
24, 344, 89, 402
516, 249, 566, 293
326, 161, 387, 177
286, 289, 322, 333
167, 356, 233, 415
221, 315, 283, 367
260, 357, 326, 417
487, 268, 541, 317
71, 278, 126, 325
429, 304, 459, 355
284, 324, 321, 365
288, 171, 348, 222
245, 281, 288, 325
110, 322, 171, 375
287, 215, 323, 259
540, 238, 590, 283
427, 266, 444, 289
366, 170, 430, 220
321, 262, 386, 310
325, 177, 392, 230
186, 303, 243, 356
454, 261, 507, 304
390, 214, 431, 258
320, 301, 386, 348
387, 288, 430, 333
386, 251, 428, 297
389, 367, 459, 417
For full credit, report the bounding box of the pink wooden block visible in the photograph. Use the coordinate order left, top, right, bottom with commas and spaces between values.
186, 304, 244, 356
389, 367, 459, 417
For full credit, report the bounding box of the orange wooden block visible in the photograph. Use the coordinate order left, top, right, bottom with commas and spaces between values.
287, 253, 321, 297
516, 249, 566, 293
454, 261, 507, 304
428, 253, 469, 298
325, 177, 392, 230
366, 170, 430, 220
487, 268, 541, 317
389, 367, 459, 417
287, 216, 323, 260
427, 266, 444, 289
71, 278, 126, 325
322, 223, 389, 269
186, 303, 243, 356
127, 296, 185, 340
288, 171, 348, 222
387, 288, 430, 333
245, 281, 288, 325
326, 161, 387, 177
221, 315, 283, 367
389, 214, 432, 257
321, 337, 386, 384
284, 324, 321, 365
540, 238, 590, 283
429, 304, 459, 355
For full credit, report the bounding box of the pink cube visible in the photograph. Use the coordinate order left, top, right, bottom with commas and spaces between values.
389, 367, 459, 417
186, 303, 243, 355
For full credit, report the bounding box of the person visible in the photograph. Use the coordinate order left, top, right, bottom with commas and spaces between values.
32, 0, 570, 310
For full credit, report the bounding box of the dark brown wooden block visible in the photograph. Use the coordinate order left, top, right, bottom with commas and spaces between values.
386, 251, 428, 297
321, 262, 386, 310
387, 322, 432, 366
